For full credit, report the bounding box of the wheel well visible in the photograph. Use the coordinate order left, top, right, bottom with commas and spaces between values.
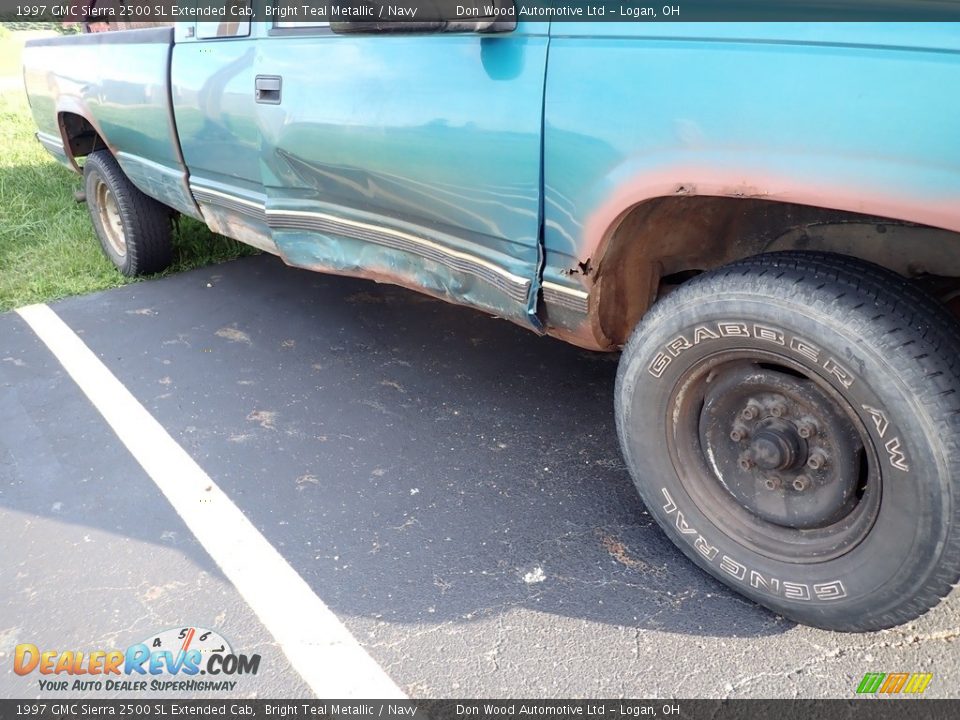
591, 196, 960, 346
58, 112, 106, 164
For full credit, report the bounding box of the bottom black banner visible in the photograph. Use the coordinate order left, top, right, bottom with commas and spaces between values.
1, 700, 959, 720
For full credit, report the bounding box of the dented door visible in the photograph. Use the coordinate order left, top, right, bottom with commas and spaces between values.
254, 22, 549, 330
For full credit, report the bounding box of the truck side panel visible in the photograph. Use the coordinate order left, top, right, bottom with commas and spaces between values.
170, 21, 549, 331
254, 26, 549, 331
541, 22, 960, 349
22, 29, 201, 220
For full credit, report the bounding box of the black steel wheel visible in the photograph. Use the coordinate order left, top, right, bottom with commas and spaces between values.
615, 251, 960, 631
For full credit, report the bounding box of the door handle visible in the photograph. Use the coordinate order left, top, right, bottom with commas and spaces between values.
255, 75, 282, 105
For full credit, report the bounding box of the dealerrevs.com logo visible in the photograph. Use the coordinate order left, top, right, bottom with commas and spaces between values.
14, 627, 261, 692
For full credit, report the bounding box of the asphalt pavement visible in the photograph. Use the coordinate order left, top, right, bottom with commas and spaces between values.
1, 254, 958, 699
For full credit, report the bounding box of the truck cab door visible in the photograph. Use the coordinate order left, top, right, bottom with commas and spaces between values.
171, 15, 278, 255
252, 20, 549, 330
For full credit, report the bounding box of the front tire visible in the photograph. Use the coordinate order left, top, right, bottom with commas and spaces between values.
84, 150, 173, 277
615, 252, 960, 631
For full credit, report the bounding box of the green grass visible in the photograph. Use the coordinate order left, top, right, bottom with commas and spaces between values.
0, 31, 258, 313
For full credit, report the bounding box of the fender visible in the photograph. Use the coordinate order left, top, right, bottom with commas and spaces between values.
55, 98, 111, 173
25, 28, 202, 220
541, 152, 960, 351
540, 24, 960, 349
53, 99, 202, 221
586, 149, 960, 280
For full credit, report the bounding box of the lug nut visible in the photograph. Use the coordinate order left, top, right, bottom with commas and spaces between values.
797, 421, 816, 439
729, 424, 749, 442
738, 456, 754, 471
806, 451, 828, 470
764, 477, 782, 491
740, 405, 759, 421
770, 402, 788, 418
792, 476, 810, 492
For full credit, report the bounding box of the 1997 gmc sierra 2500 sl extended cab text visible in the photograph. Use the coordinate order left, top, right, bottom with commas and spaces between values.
21, 10, 960, 632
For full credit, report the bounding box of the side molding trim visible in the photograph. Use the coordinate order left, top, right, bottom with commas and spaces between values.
190, 184, 533, 305
542, 280, 590, 314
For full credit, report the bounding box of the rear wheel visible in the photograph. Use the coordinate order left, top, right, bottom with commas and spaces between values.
615, 251, 960, 631
83, 150, 173, 277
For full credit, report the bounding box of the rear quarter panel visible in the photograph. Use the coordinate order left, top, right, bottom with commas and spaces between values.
22, 29, 199, 219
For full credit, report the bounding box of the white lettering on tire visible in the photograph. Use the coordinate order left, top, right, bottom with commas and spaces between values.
647, 322, 847, 387
659, 488, 847, 602
646, 320, 911, 471
884, 437, 910, 472
862, 405, 890, 437
860, 405, 910, 472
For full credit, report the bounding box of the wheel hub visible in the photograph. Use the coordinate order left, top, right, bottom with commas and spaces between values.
749, 420, 803, 471
699, 365, 864, 530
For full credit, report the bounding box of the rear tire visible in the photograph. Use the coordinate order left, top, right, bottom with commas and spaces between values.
615, 251, 960, 631
84, 150, 173, 277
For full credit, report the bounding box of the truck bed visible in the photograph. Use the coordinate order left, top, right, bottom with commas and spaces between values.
23, 28, 200, 220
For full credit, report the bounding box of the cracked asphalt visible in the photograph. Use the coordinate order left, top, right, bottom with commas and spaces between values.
2, 254, 959, 699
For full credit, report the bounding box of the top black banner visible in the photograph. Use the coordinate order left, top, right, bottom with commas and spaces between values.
3, 0, 960, 24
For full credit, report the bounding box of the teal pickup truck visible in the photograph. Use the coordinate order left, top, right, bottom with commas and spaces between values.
22, 14, 960, 632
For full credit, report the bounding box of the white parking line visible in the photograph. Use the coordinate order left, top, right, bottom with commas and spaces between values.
15, 303, 406, 700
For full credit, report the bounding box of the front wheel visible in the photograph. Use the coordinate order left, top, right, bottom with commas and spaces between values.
615, 252, 960, 631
